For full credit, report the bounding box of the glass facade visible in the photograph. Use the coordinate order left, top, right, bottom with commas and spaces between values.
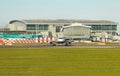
27, 24, 36, 30
89, 25, 117, 30
56, 26, 62, 32
27, 24, 48, 30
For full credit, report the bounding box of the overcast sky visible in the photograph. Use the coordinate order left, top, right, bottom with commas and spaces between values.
0, 0, 120, 33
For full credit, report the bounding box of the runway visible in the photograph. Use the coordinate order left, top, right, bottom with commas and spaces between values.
0, 44, 120, 48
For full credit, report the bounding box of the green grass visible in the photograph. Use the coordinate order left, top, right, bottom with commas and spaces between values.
0, 48, 120, 76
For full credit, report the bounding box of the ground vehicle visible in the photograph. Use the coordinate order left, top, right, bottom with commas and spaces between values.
50, 37, 73, 46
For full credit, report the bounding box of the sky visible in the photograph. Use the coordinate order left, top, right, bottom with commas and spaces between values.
0, 0, 120, 33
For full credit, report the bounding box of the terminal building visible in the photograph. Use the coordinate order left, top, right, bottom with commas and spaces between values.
7, 19, 118, 40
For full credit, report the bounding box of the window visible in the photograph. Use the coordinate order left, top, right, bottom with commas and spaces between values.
38, 25, 48, 30
56, 26, 62, 32
91, 25, 96, 30
27, 24, 48, 30
44, 25, 48, 30
90, 25, 117, 30
27, 24, 36, 30
112, 25, 117, 30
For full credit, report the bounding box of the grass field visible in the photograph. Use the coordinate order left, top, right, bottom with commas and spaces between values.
0, 48, 120, 76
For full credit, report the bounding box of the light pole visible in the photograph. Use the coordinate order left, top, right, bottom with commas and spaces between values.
35, 24, 38, 43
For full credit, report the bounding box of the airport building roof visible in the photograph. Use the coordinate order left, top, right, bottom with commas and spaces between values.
9, 19, 118, 25
63, 23, 91, 28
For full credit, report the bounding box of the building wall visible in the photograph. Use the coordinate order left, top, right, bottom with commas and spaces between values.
8, 20, 118, 39
54, 24, 65, 37
8, 22, 26, 31
63, 26, 91, 39
87, 24, 117, 36
48, 24, 56, 37
25, 23, 62, 37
